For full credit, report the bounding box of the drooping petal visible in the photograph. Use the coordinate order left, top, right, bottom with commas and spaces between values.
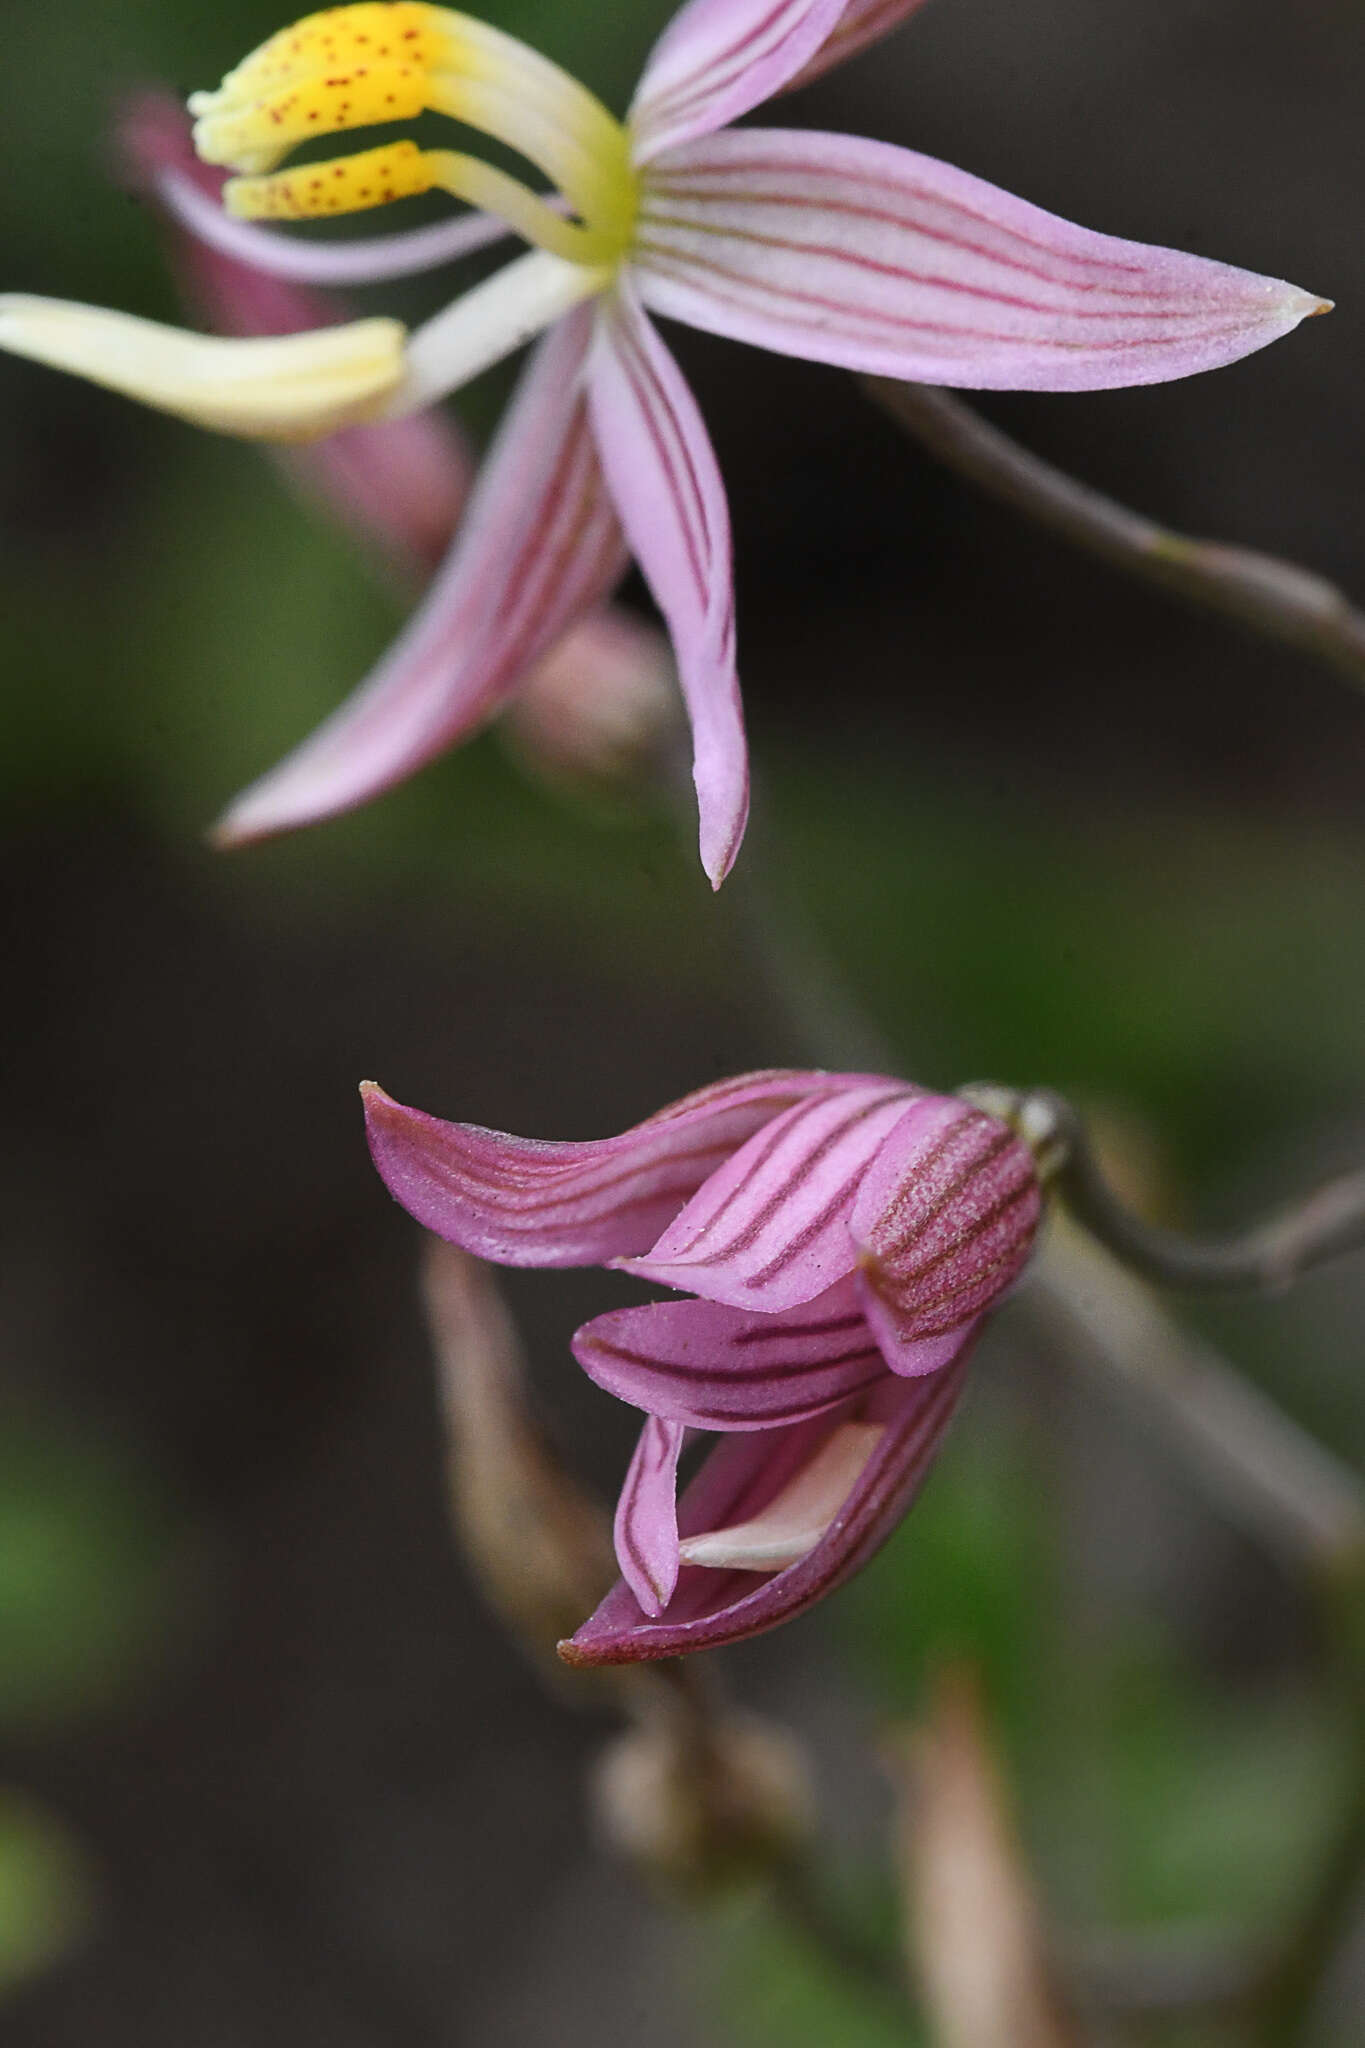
573, 1276, 887, 1429
781, 0, 933, 94
588, 283, 748, 884
618, 1081, 920, 1309
164, 165, 510, 284
635, 129, 1328, 392
562, 1347, 970, 1663
850, 1096, 1040, 1371
214, 300, 624, 844
614, 1415, 686, 1615
363, 1070, 881, 1267
629, 0, 848, 164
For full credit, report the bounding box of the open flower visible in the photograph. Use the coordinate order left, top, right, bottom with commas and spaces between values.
362, 1068, 1043, 1661
0, 3, 1325, 883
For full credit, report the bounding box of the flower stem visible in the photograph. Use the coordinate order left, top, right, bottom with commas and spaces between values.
1017, 1087, 1365, 1296
866, 379, 1365, 695
1032, 1222, 1365, 1583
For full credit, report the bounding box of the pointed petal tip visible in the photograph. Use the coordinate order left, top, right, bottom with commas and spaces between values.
207, 792, 285, 851
701, 797, 748, 888
205, 814, 246, 853
360, 1079, 405, 1124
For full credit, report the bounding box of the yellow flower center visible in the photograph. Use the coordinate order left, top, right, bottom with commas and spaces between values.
190, 3, 639, 269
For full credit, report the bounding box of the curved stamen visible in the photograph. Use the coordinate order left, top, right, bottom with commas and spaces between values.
191, 3, 637, 263
227, 140, 613, 264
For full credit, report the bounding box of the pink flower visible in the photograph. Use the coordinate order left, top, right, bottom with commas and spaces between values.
1, 2, 1326, 883
362, 1068, 1043, 1661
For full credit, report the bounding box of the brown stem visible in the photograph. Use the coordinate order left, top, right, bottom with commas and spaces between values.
867, 380, 1365, 693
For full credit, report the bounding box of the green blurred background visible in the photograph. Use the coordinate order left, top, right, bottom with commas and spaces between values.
2, 0, 1364, 2040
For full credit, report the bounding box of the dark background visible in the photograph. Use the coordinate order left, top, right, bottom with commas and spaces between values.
1, 2, 1363, 2041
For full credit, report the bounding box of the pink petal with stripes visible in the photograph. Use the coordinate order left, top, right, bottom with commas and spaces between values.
214, 303, 626, 845
851, 1096, 1040, 1371
781, 0, 934, 93
363, 1070, 882, 1267
614, 1414, 686, 1615
618, 1080, 922, 1310
588, 284, 749, 885
562, 1347, 970, 1664
629, 0, 847, 165
635, 129, 1327, 392
573, 1276, 887, 1429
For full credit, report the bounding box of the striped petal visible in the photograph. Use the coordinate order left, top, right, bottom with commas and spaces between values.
562, 1349, 969, 1664
363, 1070, 882, 1267
618, 1080, 921, 1309
635, 129, 1327, 392
588, 284, 748, 885
629, 0, 848, 165
573, 1276, 887, 1429
782, 0, 933, 92
850, 1096, 1040, 1371
614, 1414, 685, 1615
214, 301, 624, 845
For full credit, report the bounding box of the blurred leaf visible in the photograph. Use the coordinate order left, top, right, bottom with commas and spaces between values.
0, 1415, 185, 1729
701, 1891, 921, 2048
0, 1793, 95, 1996
1100, 1648, 1348, 1930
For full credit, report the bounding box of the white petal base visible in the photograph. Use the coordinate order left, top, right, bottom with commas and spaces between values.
678, 1420, 883, 1571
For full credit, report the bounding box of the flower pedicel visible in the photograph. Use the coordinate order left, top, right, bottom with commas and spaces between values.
0, 1, 1328, 882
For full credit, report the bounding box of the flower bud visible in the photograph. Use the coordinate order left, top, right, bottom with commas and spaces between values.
594, 1707, 814, 1895
421, 1240, 618, 1682
501, 608, 685, 806
886, 1666, 1078, 2048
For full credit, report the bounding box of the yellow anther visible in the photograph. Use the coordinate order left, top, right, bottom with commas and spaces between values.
206, 3, 447, 97
227, 140, 437, 220
192, 4, 639, 264
191, 5, 450, 172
